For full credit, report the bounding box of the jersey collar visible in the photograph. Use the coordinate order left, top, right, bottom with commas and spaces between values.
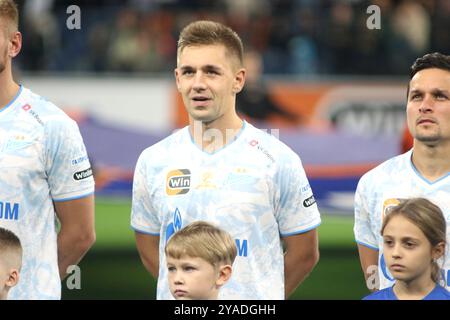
188, 120, 247, 156
0, 85, 23, 116
409, 149, 450, 185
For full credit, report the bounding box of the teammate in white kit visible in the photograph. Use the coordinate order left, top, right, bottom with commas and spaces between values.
131, 20, 321, 299
0, 0, 95, 299
354, 52, 450, 292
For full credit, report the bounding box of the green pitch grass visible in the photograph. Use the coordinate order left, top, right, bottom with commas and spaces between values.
62, 198, 368, 300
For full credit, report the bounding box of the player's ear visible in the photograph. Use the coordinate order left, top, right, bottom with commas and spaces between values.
174, 68, 181, 92
232, 68, 246, 94
432, 241, 445, 260
9, 31, 22, 58
5, 269, 20, 288
215, 265, 232, 287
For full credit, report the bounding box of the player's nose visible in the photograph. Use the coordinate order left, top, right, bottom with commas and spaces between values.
192, 72, 207, 91
419, 95, 435, 113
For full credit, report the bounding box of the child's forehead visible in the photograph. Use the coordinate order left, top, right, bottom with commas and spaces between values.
167, 254, 205, 262
383, 216, 426, 238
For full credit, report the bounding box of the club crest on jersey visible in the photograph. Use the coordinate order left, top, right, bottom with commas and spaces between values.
195, 171, 217, 190
382, 198, 406, 220
166, 169, 191, 196
0, 135, 33, 153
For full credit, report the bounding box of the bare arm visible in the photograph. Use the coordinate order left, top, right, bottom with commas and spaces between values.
55, 194, 95, 280
357, 244, 379, 291
283, 228, 319, 298
135, 232, 160, 279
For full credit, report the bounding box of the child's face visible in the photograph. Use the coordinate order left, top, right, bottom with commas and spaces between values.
166, 255, 220, 300
383, 215, 439, 284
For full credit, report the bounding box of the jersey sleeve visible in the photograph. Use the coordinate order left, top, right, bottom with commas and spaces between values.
354, 175, 379, 250
45, 116, 95, 201
130, 151, 161, 235
276, 153, 321, 236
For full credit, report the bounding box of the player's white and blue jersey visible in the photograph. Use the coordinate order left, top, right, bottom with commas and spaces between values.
131, 121, 321, 300
354, 150, 450, 291
363, 285, 450, 300
0, 86, 95, 300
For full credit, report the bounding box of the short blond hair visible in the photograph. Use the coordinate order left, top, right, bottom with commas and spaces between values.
177, 20, 244, 68
0, 227, 22, 271
165, 221, 237, 267
0, 0, 19, 34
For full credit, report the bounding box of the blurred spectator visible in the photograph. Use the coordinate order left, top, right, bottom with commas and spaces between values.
289, 6, 319, 74
431, 0, 450, 54
237, 49, 300, 124
107, 9, 143, 72
388, 0, 431, 74
19, 0, 59, 70
321, 1, 356, 74
13, 0, 450, 75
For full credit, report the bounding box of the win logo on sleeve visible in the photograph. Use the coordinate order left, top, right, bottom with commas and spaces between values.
166, 169, 191, 196
73, 168, 93, 181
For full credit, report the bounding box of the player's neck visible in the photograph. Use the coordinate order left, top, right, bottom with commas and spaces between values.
393, 275, 435, 300
0, 73, 20, 111
189, 114, 244, 153
412, 141, 450, 182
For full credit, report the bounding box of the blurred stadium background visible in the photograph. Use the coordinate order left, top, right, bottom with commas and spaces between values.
12, 0, 449, 299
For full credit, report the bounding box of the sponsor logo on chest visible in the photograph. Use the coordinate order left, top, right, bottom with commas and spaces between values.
166, 169, 191, 195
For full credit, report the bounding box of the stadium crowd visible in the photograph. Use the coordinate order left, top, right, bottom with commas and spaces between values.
14, 0, 450, 75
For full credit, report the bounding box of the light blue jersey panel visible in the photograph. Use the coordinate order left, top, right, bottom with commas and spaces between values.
131, 122, 321, 299
0, 87, 95, 300
354, 150, 450, 291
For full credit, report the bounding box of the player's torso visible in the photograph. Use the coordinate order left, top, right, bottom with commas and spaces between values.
157, 156, 277, 242
150, 127, 286, 299
0, 104, 48, 227
0, 89, 61, 299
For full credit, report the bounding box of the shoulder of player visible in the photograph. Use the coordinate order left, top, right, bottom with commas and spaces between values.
138, 127, 187, 161
245, 123, 301, 162
19, 88, 76, 127
359, 151, 410, 184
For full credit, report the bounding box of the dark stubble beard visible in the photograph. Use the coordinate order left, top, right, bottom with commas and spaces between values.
415, 132, 441, 146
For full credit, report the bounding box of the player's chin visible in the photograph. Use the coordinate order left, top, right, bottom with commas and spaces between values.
415, 133, 441, 144
189, 112, 217, 123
